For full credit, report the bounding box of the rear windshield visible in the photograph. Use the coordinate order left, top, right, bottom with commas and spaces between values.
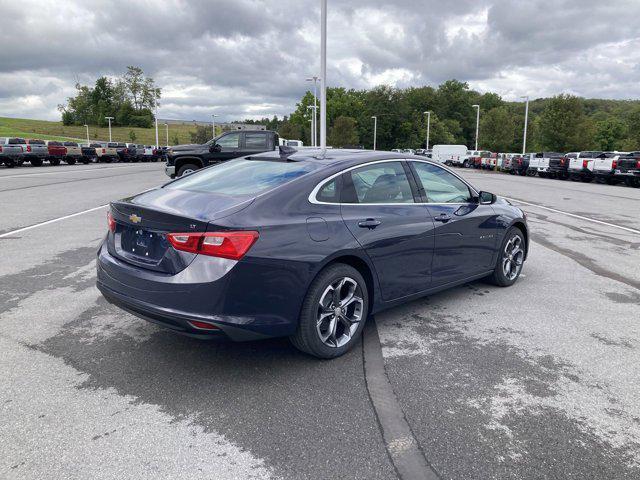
28, 139, 45, 144
63, 142, 78, 146
9, 138, 26, 144
107, 143, 118, 147
167, 159, 320, 196
48, 141, 62, 146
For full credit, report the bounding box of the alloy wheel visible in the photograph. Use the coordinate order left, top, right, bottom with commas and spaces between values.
316, 277, 364, 348
502, 235, 524, 281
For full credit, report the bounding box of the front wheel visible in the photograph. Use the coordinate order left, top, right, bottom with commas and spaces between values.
489, 228, 525, 287
290, 264, 368, 359
177, 163, 199, 177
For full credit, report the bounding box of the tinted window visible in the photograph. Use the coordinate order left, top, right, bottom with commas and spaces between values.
316, 178, 340, 203
344, 162, 414, 204
412, 162, 472, 203
167, 159, 320, 195
217, 133, 240, 148
9, 138, 26, 144
245, 132, 268, 149
28, 139, 45, 145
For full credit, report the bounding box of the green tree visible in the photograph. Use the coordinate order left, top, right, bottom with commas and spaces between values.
328, 116, 359, 147
278, 119, 302, 141
189, 125, 213, 144
128, 130, 137, 142
480, 107, 517, 152
594, 118, 627, 150
537, 94, 593, 151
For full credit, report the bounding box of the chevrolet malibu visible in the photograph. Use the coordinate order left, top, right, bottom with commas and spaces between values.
97, 148, 528, 359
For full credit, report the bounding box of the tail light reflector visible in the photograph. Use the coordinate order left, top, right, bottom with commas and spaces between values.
167, 231, 259, 260
0, 145, 2, 152
583, 160, 588, 169
27, 145, 32, 152
102, 148, 106, 154
612, 160, 617, 169
107, 211, 116, 232
188, 320, 220, 330
636, 160, 640, 169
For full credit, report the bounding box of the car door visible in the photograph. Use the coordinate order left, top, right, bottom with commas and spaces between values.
210, 132, 242, 163
338, 160, 435, 302
408, 161, 498, 286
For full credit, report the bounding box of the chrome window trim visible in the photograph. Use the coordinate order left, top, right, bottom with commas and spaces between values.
308, 158, 479, 206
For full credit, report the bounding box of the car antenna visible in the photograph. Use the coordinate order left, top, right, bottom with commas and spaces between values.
279, 145, 298, 157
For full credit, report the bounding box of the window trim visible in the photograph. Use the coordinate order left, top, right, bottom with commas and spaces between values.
308, 158, 479, 206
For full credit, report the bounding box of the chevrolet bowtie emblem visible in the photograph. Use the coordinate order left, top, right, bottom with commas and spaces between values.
129, 214, 142, 224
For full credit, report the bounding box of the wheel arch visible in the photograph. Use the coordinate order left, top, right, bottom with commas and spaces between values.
510, 220, 529, 260
174, 156, 203, 172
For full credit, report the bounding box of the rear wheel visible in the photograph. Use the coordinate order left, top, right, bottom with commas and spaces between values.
4, 159, 16, 168
290, 264, 368, 359
30, 158, 43, 167
177, 163, 199, 177
49, 158, 61, 166
489, 227, 525, 287
65, 158, 76, 165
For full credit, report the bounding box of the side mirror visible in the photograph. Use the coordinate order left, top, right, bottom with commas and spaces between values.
209, 143, 221, 153
478, 191, 496, 205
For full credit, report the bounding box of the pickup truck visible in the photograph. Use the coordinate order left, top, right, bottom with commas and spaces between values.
143, 145, 160, 162
96, 142, 119, 163
527, 152, 563, 177
80, 143, 102, 163
117, 144, 139, 163
615, 152, 640, 187
62, 142, 83, 165
481, 152, 497, 170
548, 154, 570, 180
165, 130, 280, 178
0, 137, 25, 167
46, 141, 67, 166
566, 151, 602, 182
593, 152, 623, 184
24, 139, 49, 166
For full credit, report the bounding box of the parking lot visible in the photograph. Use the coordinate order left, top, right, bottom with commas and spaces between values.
1, 162, 639, 479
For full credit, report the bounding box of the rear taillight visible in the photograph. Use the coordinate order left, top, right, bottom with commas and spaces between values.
153, 149, 157, 155
583, 160, 588, 169
636, 160, 640, 169
188, 320, 220, 330
167, 231, 259, 260
612, 160, 617, 169
0, 145, 3, 153
102, 148, 106, 154
107, 211, 116, 233
27, 145, 32, 152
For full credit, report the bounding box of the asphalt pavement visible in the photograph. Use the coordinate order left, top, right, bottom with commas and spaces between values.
1, 162, 639, 479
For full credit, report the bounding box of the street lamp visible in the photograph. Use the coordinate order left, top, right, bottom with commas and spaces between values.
423, 111, 431, 150
83, 124, 89, 144
371, 116, 378, 150
307, 105, 317, 147
154, 109, 159, 148
319, 0, 327, 151
472, 105, 480, 151
211, 114, 219, 140
521, 96, 529, 154
306, 76, 320, 147
164, 123, 169, 147
105, 117, 114, 142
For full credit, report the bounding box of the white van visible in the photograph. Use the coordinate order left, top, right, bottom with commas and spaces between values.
431, 145, 469, 166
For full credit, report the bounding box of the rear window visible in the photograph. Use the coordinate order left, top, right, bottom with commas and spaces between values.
27, 139, 45, 145
63, 142, 78, 146
107, 143, 118, 147
167, 159, 320, 196
48, 141, 62, 146
8, 138, 26, 144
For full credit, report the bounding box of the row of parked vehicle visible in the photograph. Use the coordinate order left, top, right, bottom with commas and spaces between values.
408, 145, 640, 188
0, 137, 165, 168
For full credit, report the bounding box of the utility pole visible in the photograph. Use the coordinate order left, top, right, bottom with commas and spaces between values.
371, 116, 377, 150
105, 117, 114, 142
521, 96, 529, 154
306, 76, 320, 147
154, 111, 159, 148
424, 111, 431, 150
472, 104, 480, 151
164, 123, 169, 146
320, 0, 327, 151
307, 105, 317, 146
211, 114, 218, 140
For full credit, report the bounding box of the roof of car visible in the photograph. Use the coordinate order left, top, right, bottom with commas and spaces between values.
248, 148, 415, 166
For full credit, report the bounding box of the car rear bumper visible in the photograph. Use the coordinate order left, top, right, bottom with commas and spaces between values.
165, 165, 175, 178
96, 241, 295, 341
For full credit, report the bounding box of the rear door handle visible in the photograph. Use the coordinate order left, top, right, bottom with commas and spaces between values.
434, 213, 452, 223
358, 218, 382, 229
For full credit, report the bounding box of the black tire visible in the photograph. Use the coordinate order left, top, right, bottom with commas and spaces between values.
290, 263, 369, 359
463, 160, 469, 168
81, 158, 90, 164
4, 160, 16, 168
49, 158, 61, 166
177, 163, 199, 177
488, 227, 526, 287
65, 158, 76, 165
30, 158, 43, 167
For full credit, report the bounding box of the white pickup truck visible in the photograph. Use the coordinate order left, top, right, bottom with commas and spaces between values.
593, 152, 625, 184
0, 137, 25, 167
24, 139, 49, 166
432, 145, 469, 166
566, 151, 602, 182
526, 152, 563, 177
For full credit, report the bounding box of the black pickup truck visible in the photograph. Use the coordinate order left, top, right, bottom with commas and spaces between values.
164, 130, 280, 178
615, 152, 640, 187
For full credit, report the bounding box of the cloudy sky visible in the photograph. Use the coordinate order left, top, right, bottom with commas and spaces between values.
1, 0, 639, 122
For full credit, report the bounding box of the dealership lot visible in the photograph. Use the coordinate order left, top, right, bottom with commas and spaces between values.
1, 163, 639, 479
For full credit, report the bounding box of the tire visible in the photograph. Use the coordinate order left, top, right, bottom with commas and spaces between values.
4, 159, 16, 168
463, 160, 469, 168
81, 158, 90, 164
177, 163, 199, 177
30, 158, 43, 167
49, 158, 61, 166
488, 227, 526, 287
65, 158, 76, 165
290, 263, 369, 359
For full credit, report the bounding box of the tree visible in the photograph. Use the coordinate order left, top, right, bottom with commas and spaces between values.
328, 116, 359, 147
129, 130, 137, 142
480, 107, 517, 152
189, 125, 212, 144
278, 119, 302, 141
172, 134, 180, 146
594, 118, 627, 151
537, 94, 593, 151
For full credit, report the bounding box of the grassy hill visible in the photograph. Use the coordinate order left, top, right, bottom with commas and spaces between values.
0, 117, 201, 145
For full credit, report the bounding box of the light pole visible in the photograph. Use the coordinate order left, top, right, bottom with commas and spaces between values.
371, 116, 377, 150
319, 0, 327, 151
521, 95, 529, 154
164, 123, 169, 146
472, 104, 480, 151
211, 114, 219, 140
83, 124, 89, 144
307, 105, 317, 146
154, 110, 159, 148
105, 117, 114, 142
423, 111, 431, 150
306, 76, 320, 147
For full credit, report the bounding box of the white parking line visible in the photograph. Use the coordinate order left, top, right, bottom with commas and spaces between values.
0, 205, 108, 238
0, 164, 156, 179
504, 196, 640, 235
